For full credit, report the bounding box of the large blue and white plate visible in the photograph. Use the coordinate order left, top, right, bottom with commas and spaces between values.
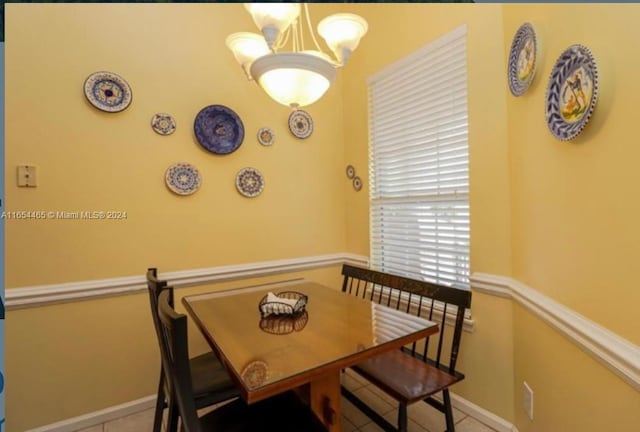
194, 105, 244, 154
507, 23, 538, 96
84, 71, 132, 112
545, 44, 598, 141
165, 163, 201, 196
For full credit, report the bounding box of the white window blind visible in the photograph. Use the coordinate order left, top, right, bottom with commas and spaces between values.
368, 25, 469, 289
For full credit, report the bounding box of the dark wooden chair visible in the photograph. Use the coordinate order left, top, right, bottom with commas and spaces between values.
156, 288, 328, 432
340, 264, 472, 432
146, 268, 239, 432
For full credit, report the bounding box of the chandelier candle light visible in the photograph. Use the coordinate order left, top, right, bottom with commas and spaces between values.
226, 3, 368, 108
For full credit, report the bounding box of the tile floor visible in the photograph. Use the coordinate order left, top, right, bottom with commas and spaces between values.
76, 370, 497, 432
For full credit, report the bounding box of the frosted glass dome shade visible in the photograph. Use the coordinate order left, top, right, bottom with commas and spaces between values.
318, 13, 368, 64
249, 53, 337, 108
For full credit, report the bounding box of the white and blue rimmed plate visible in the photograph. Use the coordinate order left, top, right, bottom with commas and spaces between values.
507, 23, 538, 96
545, 44, 598, 141
84, 71, 132, 112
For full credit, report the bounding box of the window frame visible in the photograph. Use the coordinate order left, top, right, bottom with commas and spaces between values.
367, 25, 470, 293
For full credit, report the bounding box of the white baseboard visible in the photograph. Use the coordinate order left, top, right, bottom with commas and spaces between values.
27, 391, 520, 432
26, 395, 156, 432
6, 253, 369, 309
449, 392, 518, 432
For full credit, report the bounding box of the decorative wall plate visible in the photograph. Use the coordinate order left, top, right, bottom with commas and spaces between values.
194, 105, 244, 154
346, 165, 356, 179
151, 113, 176, 135
165, 163, 201, 196
84, 71, 132, 112
545, 44, 598, 141
288, 110, 313, 139
508, 23, 538, 96
353, 176, 363, 191
236, 167, 265, 198
257, 127, 275, 146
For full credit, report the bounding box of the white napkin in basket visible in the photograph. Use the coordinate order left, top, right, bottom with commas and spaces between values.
261, 292, 299, 315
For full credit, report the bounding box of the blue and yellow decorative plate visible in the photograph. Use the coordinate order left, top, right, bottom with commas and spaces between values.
194, 105, 244, 154
165, 163, 201, 196
288, 110, 313, 139
236, 167, 264, 198
508, 23, 538, 97
84, 71, 132, 112
545, 44, 598, 141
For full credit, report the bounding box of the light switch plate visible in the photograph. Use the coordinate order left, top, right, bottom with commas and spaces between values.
17, 165, 37, 187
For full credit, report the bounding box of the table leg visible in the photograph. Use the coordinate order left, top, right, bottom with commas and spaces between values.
309, 371, 342, 432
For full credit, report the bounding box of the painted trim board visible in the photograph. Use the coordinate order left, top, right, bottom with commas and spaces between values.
6, 253, 369, 309
471, 272, 640, 392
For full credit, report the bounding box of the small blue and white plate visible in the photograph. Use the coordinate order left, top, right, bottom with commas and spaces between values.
507, 23, 538, 97
352, 176, 363, 191
151, 113, 177, 135
236, 167, 264, 198
346, 165, 356, 179
288, 110, 313, 139
257, 127, 275, 146
545, 44, 598, 141
165, 163, 201, 196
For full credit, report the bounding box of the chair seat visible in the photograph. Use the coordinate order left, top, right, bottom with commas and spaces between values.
190, 352, 239, 407
352, 349, 464, 404
199, 391, 327, 432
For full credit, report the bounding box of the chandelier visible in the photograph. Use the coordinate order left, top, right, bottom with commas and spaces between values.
226, 3, 368, 108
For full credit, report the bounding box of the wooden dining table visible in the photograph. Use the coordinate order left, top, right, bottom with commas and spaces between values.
182, 279, 439, 432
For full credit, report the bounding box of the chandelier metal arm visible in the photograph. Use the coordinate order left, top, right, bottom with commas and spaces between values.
303, 4, 325, 58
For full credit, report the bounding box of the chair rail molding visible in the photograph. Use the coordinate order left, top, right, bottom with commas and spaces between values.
5, 253, 369, 310
471, 272, 640, 392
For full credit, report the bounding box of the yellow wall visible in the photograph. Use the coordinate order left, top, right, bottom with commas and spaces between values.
512, 304, 640, 431
344, 3, 515, 421
504, 4, 640, 430
505, 4, 640, 346
5, 3, 348, 430
5, 3, 347, 288
6, 3, 640, 432
6, 267, 344, 432
344, 3, 640, 431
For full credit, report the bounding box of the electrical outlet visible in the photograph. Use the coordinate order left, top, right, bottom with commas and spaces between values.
523, 381, 534, 420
